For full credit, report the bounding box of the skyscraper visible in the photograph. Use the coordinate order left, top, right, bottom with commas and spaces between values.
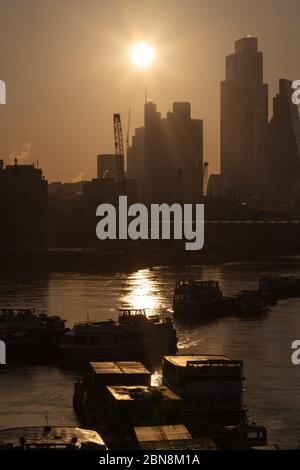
266, 79, 300, 197
221, 37, 268, 200
128, 101, 203, 203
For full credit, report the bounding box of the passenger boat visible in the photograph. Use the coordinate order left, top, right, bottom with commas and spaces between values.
162, 355, 247, 426
0, 426, 106, 449
259, 275, 300, 298
0, 308, 68, 360
173, 280, 270, 319
59, 308, 177, 362
173, 280, 223, 315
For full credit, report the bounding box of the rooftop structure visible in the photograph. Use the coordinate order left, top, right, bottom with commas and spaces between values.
134, 424, 217, 450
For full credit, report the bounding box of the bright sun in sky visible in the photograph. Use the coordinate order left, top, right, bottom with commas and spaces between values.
130, 43, 154, 68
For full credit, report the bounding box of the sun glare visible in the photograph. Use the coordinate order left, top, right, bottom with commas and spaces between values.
130, 43, 154, 68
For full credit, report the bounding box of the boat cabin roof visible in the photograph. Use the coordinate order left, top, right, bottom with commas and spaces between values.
118, 308, 147, 316
164, 355, 243, 368
0, 308, 36, 315
135, 424, 191, 442
89, 361, 150, 376
0, 426, 106, 449
134, 425, 218, 450
106, 385, 180, 402
175, 280, 220, 288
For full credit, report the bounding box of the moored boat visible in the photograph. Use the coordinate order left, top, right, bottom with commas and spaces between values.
59, 308, 177, 362
173, 280, 223, 316
259, 275, 300, 298
173, 280, 269, 319
0, 426, 106, 449
162, 354, 247, 426
73, 361, 152, 425
0, 308, 68, 360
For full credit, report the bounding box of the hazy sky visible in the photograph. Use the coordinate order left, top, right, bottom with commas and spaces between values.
0, 0, 300, 182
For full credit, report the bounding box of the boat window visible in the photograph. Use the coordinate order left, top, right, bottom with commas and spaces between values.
102, 333, 113, 345
247, 432, 259, 439
63, 336, 73, 345
114, 335, 126, 344
74, 335, 88, 346
88, 336, 102, 345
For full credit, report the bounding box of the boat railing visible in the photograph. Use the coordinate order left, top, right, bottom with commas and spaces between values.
73, 320, 115, 328
186, 359, 243, 368
0, 308, 36, 317
118, 308, 147, 317
175, 280, 220, 289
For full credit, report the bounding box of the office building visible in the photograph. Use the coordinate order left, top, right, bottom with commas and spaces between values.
266, 79, 300, 197
0, 160, 48, 252
221, 36, 268, 200
127, 101, 203, 203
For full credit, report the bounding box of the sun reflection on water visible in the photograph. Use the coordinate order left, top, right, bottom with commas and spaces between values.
122, 269, 160, 313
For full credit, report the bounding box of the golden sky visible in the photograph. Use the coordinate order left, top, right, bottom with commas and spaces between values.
0, 0, 299, 182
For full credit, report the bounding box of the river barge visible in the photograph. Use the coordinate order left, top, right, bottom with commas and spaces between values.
163, 355, 247, 426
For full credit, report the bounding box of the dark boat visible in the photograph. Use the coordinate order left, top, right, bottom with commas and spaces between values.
59, 308, 177, 362
162, 355, 248, 426
189, 422, 267, 450
259, 275, 300, 298
235, 290, 270, 316
73, 361, 152, 425
72, 360, 181, 448
173, 280, 223, 316
0, 308, 68, 360
173, 280, 269, 319
218, 423, 267, 449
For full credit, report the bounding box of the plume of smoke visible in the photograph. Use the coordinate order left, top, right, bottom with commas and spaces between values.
9, 141, 32, 164
71, 172, 84, 183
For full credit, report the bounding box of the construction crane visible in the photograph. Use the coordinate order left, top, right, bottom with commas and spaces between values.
113, 113, 126, 194
203, 162, 209, 196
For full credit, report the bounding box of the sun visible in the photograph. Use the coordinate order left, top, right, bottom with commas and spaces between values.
130, 43, 154, 68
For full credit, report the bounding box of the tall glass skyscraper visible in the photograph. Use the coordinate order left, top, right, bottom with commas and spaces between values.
221, 37, 268, 200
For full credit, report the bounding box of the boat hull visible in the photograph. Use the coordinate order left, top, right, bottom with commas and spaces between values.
60, 336, 177, 363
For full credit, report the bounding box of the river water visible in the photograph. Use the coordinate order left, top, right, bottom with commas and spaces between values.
0, 261, 300, 446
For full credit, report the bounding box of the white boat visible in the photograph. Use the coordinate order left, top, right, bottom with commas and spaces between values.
0, 426, 106, 449
59, 308, 177, 362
